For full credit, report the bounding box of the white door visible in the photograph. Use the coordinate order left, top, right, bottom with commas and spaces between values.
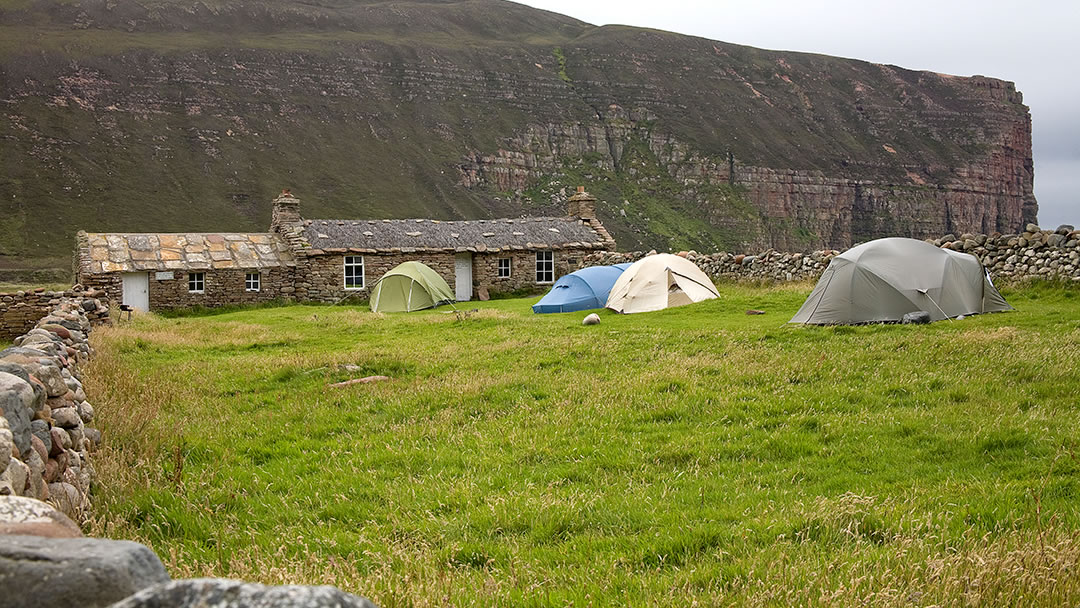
121, 272, 149, 312
454, 253, 473, 301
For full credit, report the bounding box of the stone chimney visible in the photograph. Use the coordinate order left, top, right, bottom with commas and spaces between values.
270, 189, 301, 229
567, 186, 597, 219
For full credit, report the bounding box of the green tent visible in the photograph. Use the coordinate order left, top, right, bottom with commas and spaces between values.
369, 261, 455, 313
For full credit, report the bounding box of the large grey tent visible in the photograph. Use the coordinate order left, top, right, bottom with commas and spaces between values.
790, 237, 1012, 324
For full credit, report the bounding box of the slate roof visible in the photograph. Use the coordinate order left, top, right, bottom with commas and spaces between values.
289, 216, 610, 254
81, 232, 296, 273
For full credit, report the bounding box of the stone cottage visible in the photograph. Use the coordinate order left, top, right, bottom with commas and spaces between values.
75, 187, 615, 311
74, 232, 298, 311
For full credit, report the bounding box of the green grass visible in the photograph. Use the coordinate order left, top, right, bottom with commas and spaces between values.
0, 281, 73, 293
85, 281, 1080, 606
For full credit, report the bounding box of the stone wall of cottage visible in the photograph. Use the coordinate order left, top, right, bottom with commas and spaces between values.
79, 274, 122, 306
473, 249, 587, 293
146, 267, 297, 310
584, 224, 1080, 283
1, 289, 111, 343
297, 248, 595, 302
296, 253, 458, 302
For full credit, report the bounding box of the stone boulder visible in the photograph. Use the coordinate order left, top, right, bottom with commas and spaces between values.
0, 535, 169, 608
0, 418, 12, 476
50, 407, 81, 429
15, 335, 60, 357
0, 364, 47, 415
48, 480, 90, 518
0, 496, 82, 538
108, 579, 378, 608
0, 372, 36, 458
30, 420, 51, 454
0, 349, 68, 398
25, 450, 47, 501
0, 458, 29, 496
902, 311, 932, 325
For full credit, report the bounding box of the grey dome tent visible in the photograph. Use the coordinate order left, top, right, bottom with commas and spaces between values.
790, 237, 1012, 325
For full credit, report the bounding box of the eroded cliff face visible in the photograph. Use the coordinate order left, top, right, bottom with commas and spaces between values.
459, 75, 1036, 251
0, 0, 1036, 267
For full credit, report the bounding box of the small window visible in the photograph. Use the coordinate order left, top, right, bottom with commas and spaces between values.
497, 258, 512, 278
536, 251, 554, 283
245, 272, 261, 292
188, 272, 205, 293
344, 256, 365, 289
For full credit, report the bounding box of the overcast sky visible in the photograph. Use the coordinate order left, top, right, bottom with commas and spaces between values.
518, 0, 1078, 228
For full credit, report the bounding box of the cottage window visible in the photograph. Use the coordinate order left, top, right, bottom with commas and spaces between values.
535, 251, 554, 283
344, 256, 365, 289
188, 272, 205, 293
497, 258, 512, 278
245, 272, 261, 292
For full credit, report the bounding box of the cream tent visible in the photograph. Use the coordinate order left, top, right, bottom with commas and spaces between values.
605, 253, 720, 314
790, 237, 1013, 324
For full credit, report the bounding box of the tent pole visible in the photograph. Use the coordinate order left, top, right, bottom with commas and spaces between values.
668, 269, 720, 295
921, 291, 953, 321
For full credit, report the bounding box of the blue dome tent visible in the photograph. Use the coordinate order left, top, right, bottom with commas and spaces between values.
532, 263, 632, 314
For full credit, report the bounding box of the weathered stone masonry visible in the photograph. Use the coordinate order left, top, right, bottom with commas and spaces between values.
271, 187, 615, 304
1, 290, 107, 517
586, 224, 1080, 284
75, 230, 299, 312
71, 187, 616, 311
1, 289, 111, 344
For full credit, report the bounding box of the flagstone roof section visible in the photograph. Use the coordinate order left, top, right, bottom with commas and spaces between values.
288, 216, 610, 255
81, 232, 296, 273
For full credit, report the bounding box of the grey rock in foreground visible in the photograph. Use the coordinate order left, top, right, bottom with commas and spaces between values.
0, 535, 170, 608
108, 578, 379, 608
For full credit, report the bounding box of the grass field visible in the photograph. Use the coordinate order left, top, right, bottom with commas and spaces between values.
84, 282, 1080, 607
0, 281, 73, 293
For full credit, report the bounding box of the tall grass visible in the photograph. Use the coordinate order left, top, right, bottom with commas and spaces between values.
83, 281, 1080, 606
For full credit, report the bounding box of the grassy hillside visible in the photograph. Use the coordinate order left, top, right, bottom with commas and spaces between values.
84, 282, 1080, 606
0, 0, 1034, 275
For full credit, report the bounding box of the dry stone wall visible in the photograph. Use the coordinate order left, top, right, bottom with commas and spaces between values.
0, 291, 107, 520
585, 224, 1080, 283
1, 288, 111, 343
